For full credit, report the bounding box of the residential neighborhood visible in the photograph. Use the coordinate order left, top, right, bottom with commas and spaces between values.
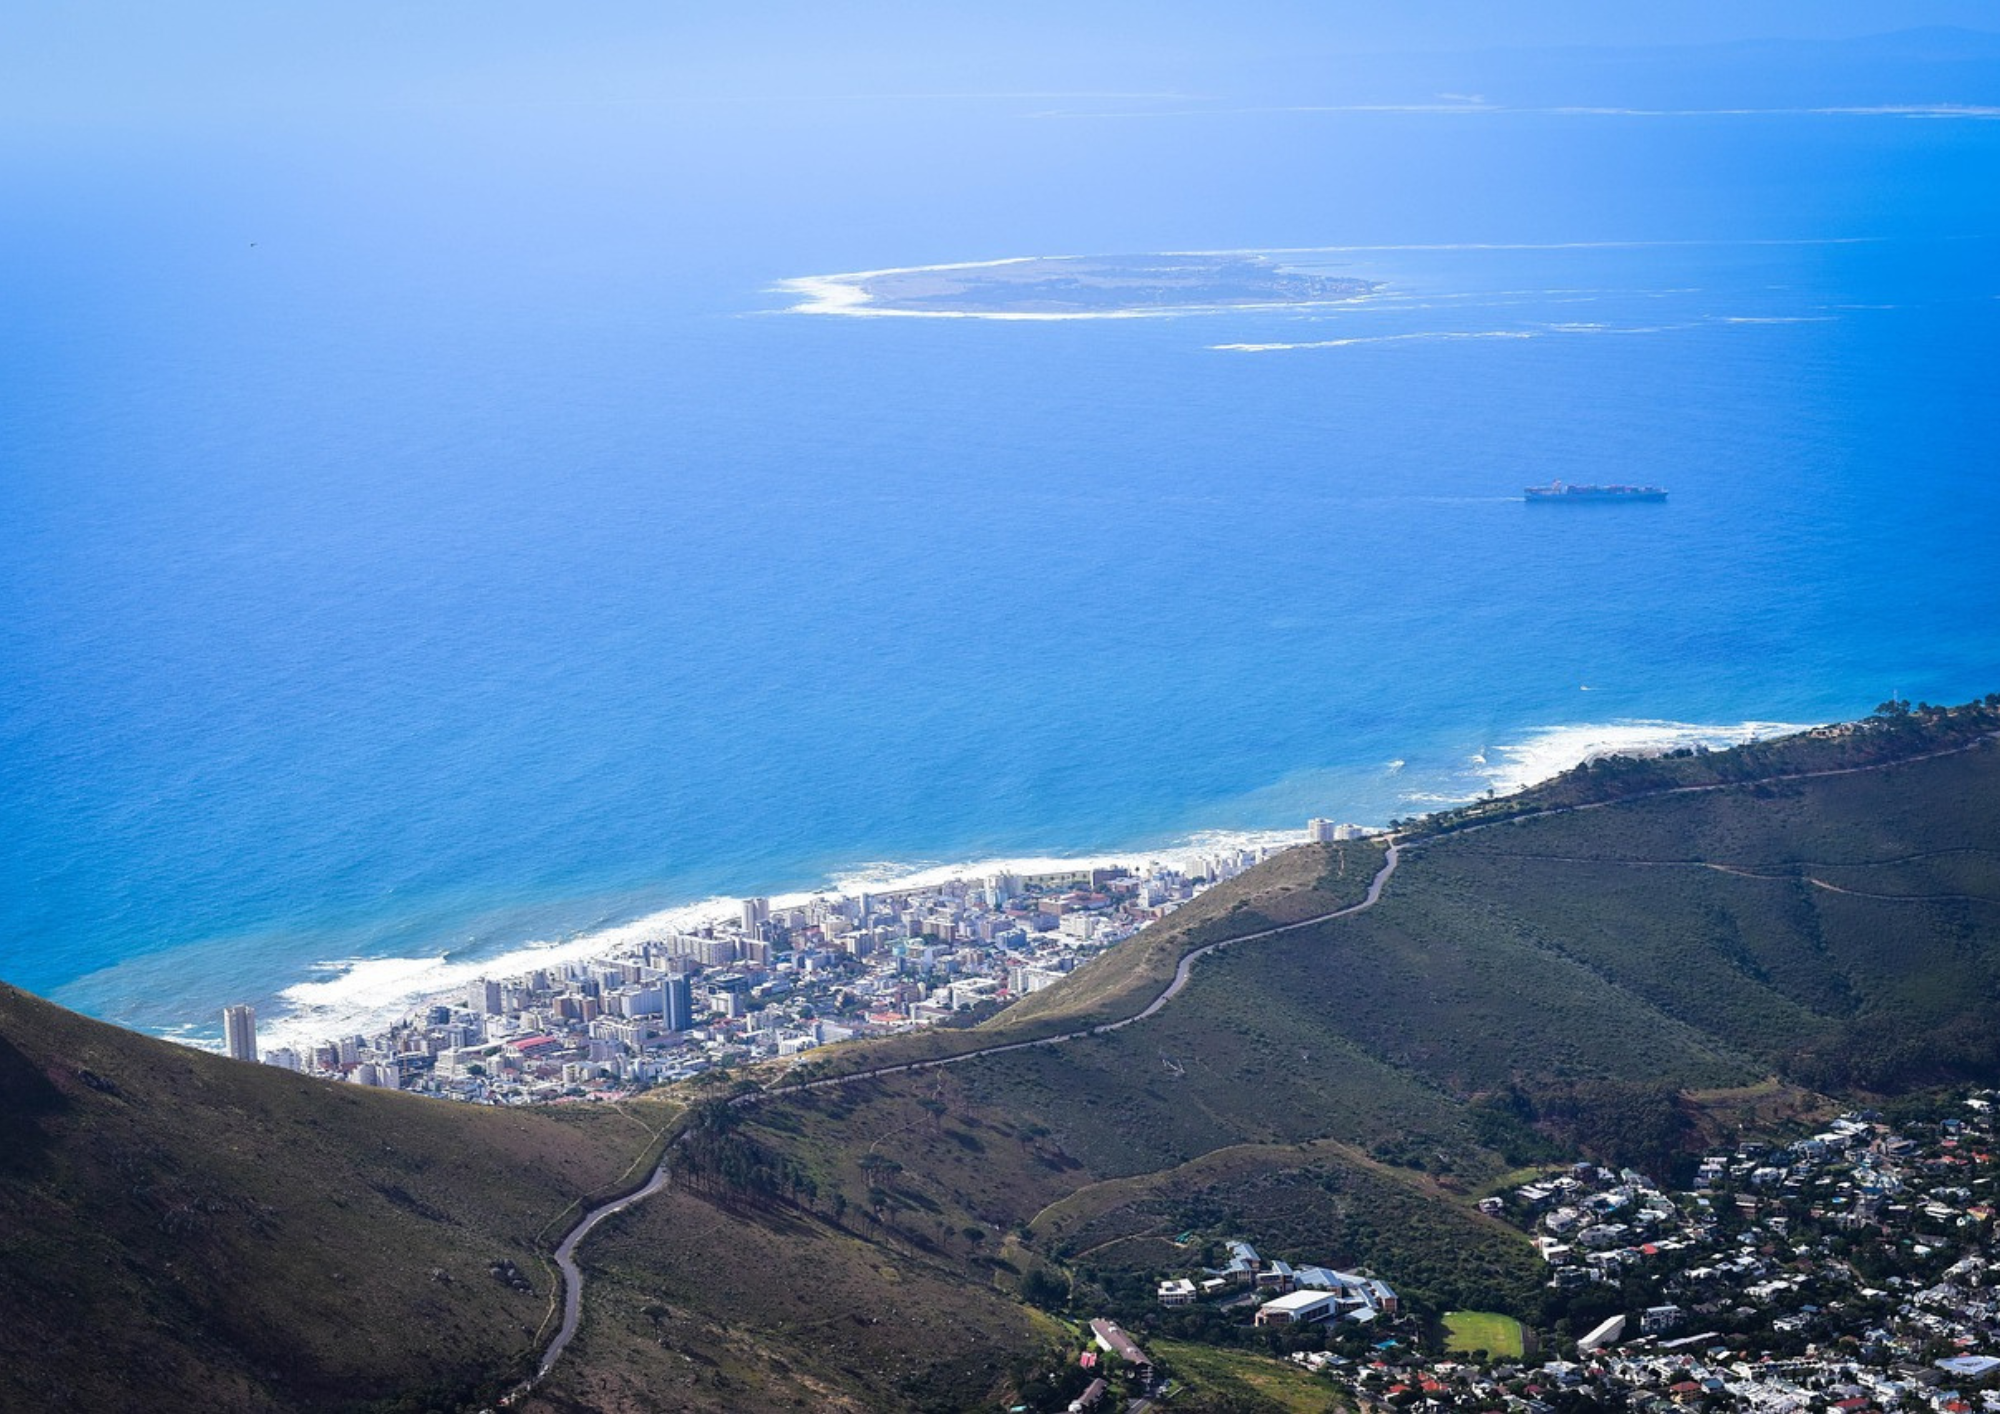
1235, 1091, 2000, 1411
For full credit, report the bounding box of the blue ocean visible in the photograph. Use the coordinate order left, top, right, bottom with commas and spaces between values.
4, 75, 1998, 1047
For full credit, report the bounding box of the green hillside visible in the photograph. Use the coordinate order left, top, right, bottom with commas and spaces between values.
0, 983, 664, 1413
6, 700, 1998, 1412
526, 704, 2000, 1409
798, 837, 1388, 1080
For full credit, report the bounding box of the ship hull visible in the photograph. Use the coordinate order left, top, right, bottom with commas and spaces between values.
1524, 484, 1668, 502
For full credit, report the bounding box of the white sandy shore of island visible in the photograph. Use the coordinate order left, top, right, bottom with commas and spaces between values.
775, 271, 1228, 322
772, 252, 1379, 322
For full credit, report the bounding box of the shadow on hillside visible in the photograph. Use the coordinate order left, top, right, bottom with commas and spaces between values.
0, 1036, 68, 1176
678, 1186, 822, 1239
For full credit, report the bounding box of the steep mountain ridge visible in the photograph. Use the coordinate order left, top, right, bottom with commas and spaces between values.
0, 982, 661, 1412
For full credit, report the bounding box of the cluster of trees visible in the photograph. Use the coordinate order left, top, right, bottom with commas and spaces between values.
1468, 1087, 1569, 1168
670, 1099, 819, 1209
1785, 1011, 2000, 1093
1528, 1079, 1697, 1185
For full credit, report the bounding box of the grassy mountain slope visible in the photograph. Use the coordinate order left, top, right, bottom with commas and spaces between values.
529, 710, 2000, 1410
1394, 732, 2000, 1094
802, 839, 1386, 1079
522, 1183, 1064, 1414
5, 703, 1996, 1411
0, 983, 662, 1413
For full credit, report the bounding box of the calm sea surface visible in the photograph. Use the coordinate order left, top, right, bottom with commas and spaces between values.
3, 100, 1996, 1043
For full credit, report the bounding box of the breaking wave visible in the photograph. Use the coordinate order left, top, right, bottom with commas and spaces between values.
256, 827, 1305, 1052
1471, 718, 1812, 796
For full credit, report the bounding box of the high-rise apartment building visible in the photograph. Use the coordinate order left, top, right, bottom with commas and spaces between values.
662, 974, 694, 1033
222, 1003, 258, 1062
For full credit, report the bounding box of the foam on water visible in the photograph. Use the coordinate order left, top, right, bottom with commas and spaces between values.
1472, 719, 1813, 796
1212, 330, 1543, 352
783, 243, 1858, 336
256, 717, 1817, 1047
260, 895, 738, 1053
1211, 312, 1830, 351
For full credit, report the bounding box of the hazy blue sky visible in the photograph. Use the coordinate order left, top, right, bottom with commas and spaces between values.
6, 2, 2000, 124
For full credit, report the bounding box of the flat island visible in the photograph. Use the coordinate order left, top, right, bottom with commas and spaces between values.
786, 252, 1378, 317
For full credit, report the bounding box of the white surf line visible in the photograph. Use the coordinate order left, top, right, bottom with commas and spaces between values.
1213, 329, 1540, 352
1404, 730, 2000, 845
775, 237, 1883, 323
779, 288, 1378, 322
258, 827, 1305, 1055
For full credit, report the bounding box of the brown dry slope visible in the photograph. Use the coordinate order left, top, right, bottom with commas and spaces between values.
0, 982, 661, 1413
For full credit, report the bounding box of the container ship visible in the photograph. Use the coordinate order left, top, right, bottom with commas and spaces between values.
1523, 480, 1668, 502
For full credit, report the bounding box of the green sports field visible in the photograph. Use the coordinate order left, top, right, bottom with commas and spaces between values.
1442, 1310, 1525, 1359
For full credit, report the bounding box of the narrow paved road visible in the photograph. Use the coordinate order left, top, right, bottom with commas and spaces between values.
533, 1159, 674, 1383
1113, 838, 1401, 1031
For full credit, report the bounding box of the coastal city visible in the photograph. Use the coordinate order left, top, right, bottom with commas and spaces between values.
1102, 1093, 2000, 1412
210, 815, 2000, 1412
221, 821, 1370, 1101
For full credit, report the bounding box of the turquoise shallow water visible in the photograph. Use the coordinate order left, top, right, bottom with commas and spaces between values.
2, 99, 1997, 1045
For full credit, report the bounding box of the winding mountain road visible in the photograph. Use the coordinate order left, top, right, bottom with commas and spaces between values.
766, 838, 1404, 1095
532, 1158, 673, 1381
519, 719, 2000, 1398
